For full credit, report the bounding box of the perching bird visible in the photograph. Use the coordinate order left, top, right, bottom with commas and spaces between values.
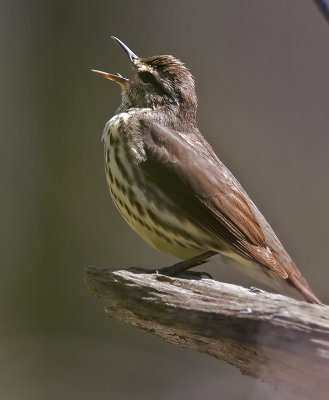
92, 37, 321, 304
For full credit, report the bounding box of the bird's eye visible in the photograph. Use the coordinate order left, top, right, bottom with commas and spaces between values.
138, 70, 173, 100
139, 71, 157, 85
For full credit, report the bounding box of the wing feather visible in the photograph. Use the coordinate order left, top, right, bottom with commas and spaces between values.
138, 120, 290, 279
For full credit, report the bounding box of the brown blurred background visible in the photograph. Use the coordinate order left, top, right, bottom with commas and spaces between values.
1, 1, 328, 399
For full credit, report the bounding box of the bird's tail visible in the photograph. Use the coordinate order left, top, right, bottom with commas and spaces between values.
221, 255, 322, 304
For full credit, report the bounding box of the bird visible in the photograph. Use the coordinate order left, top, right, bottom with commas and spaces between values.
92, 36, 321, 304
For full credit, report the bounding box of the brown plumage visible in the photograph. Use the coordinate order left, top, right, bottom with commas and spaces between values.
93, 37, 321, 304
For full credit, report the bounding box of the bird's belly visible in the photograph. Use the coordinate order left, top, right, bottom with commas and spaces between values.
104, 117, 213, 259
115, 198, 205, 259
108, 174, 207, 259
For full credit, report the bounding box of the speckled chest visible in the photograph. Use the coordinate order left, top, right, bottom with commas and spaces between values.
101, 110, 209, 258
103, 111, 144, 219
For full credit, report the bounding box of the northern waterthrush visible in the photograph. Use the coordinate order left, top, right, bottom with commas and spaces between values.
92, 37, 320, 304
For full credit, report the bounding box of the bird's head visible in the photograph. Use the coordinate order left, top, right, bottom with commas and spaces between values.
92, 37, 197, 121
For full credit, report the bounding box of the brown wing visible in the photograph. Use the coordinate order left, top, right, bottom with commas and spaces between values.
138, 121, 320, 303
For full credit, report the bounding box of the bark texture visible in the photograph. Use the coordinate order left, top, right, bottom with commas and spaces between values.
85, 267, 329, 400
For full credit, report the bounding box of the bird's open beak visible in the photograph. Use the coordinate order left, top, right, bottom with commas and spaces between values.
91, 69, 128, 86
91, 36, 138, 87
111, 36, 138, 62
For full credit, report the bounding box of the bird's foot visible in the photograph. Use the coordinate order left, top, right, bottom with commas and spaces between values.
128, 251, 216, 279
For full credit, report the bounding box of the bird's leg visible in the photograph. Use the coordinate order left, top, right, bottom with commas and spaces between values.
156, 251, 217, 277
128, 251, 217, 278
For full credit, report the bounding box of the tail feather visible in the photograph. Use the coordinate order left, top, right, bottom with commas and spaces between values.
221, 254, 322, 304
287, 271, 322, 304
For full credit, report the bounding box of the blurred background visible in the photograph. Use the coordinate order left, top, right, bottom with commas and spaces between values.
1, 1, 328, 399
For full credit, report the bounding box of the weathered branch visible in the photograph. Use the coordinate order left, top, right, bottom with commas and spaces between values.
85, 267, 329, 400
